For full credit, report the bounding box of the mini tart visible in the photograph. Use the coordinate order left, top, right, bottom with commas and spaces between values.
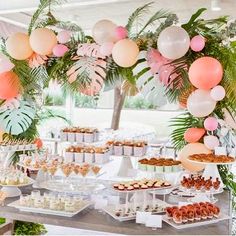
141, 184, 148, 189
127, 186, 134, 191
154, 182, 161, 188
113, 184, 119, 189
118, 185, 125, 190
164, 182, 171, 186
147, 182, 154, 188
133, 184, 140, 189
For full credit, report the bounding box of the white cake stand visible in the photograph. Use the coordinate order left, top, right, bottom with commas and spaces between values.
0, 178, 34, 198
188, 159, 236, 188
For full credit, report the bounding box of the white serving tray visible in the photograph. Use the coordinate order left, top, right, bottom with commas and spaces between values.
187, 159, 236, 165
103, 199, 171, 222
163, 214, 230, 229
8, 200, 93, 217
0, 177, 34, 187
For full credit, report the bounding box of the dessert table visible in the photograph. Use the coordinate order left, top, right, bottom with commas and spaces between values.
0, 186, 232, 235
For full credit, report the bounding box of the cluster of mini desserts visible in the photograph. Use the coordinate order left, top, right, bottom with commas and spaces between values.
65, 145, 110, 164
180, 175, 221, 191
114, 202, 168, 218
61, 126, 99, 143
0, 169, 29, 185
165, 202, 220, 224
113, 178, 171, 191
188, 153, 235, 163
106, 140, 147, 156
19, 192, 88, 212
0, 138, 37, 151
138, 157, 182, 173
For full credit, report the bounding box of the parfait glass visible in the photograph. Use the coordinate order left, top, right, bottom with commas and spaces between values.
61, 164, 73, 185
91, 165, 101, 178
48, 165, 58, 180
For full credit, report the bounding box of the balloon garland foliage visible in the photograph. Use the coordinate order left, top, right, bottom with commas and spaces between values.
0, 1, 235, 154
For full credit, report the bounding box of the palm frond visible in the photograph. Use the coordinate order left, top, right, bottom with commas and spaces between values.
126, 2, 153, 36
137, 9, 170, 36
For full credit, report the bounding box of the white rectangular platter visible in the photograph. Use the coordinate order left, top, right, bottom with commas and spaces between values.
162, 214, 230, 229
8, 200, 93, 217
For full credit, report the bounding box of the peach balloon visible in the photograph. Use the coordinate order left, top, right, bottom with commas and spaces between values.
184, 128, 205, 143
112, 39, 139, 67
92, 20, 117, 45
0, 71, 21, 99
6, 33, 33, 60
189, 57, 223, 90
178, 143, 211, 172
30, 28, 57, 55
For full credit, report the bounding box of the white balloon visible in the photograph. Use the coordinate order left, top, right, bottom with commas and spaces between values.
204, 135, 220, 150
187, 89, 217, 117
157, 26, 190, 60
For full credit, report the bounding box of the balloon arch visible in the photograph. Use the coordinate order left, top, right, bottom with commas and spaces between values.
0, 2, 235, 175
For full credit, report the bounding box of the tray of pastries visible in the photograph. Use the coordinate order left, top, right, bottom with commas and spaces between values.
138, 157, 182, 173
112, 178, 172, 192
106, 140, 147, 157
8, 192, 93, 217
103, 199, 171, 221
60, 126, 99, 143
179, 175, 222, 194
188, 153, 235, 164
163, 202, 229, 229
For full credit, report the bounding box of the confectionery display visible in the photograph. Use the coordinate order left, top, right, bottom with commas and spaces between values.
103, 200, 171, 221
106, 140, 147, 156
180, 175, 221, 192
0, 138, 37, 152
0, 169, 30, 186
188, 153, 235, 163
138, 157, 182, 173
113, 178, 171, 192
65, 145, 110, 164
9, 192, 92, 217
165, 202, 220, 224
60, 127, 99, 143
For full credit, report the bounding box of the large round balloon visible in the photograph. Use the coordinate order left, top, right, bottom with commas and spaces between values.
189, 57, 223, 90
157, 26, 190, 60
6, 33, 33, 60
0, 71, 21, 99
204, 135, 220, 150
184, 128, 205, 143
112, 39, 139, 67
29, 28, 57, 55
0, 53, 15, 73
187, 89, 216, 117
92, 20, 117, 45
178, 143, 211, 172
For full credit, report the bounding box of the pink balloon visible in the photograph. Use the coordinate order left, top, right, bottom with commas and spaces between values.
0, 54, 14, 73
204, 117, 218, 131
57, 30, 71, 44
189, 57, 223, 90
184, 128, 206, 143
99, 42, 114, 56
114, 26, 128, 40
53, 44, 69, 57
204, 135, 220, 150
190, 35, 205, 52
210, 85, 225, 101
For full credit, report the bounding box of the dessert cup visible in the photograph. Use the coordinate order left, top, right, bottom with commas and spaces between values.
147, 164, 155, 172
74, 152, 84, 163
67, 132, 75, 143
123, 146, 133, 156
114, 146, 123, 156
60, 131, 68, 142
84, 133, 94, 143
155, 165, 164, 173
84, 153, 95, 163
75, 133, 84, 143
164, 165, 172, 173
95, 153, 107, 164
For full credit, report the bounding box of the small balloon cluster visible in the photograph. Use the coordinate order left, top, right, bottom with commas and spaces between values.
0, 29, 71, 102
92, 19, 139, 67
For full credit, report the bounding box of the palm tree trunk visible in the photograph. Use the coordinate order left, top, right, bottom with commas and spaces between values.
111, 86, 126, 130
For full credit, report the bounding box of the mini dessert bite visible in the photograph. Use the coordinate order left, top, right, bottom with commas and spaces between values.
188, 153, 235, 163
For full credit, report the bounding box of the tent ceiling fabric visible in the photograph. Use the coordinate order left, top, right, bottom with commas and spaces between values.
0, 0, 235, 34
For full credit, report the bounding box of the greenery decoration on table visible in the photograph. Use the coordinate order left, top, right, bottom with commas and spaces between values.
14, 221, 47, 235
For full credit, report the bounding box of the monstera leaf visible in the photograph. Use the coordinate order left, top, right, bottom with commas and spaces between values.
0, 98, 36, 135
133, 51, 167, 106
66, 43, 106, 94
